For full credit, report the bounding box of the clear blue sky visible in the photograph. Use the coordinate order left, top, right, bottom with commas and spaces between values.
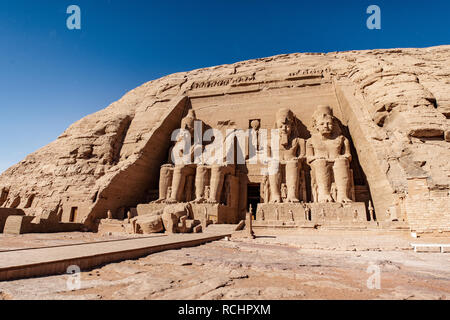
0, 0, 449, 173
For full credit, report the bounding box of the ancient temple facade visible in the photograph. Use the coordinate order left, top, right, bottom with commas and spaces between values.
132, 100, 372, 230
0, 47, 449, 235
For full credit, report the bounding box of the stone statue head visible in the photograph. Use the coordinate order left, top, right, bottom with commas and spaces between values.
181, 109, 196, 135
312, 105, 334, 137
250, 119, 260, 131
275, 108, 300, 147
175, 109, 197, 144
275, 108, 294, 137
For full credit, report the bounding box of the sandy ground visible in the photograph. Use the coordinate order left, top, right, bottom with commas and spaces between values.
0, 232, 150, 251
0, 229, 449, 300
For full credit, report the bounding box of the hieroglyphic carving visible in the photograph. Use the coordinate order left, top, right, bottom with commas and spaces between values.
287, 68, 331, 80
191, 73, 257, 90
191, 78, 232, 89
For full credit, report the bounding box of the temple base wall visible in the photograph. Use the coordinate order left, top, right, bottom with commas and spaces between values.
256, 202, 368, 223
405, 177, 450, 234
136, 202, 239, 224
3, 215, 83, 235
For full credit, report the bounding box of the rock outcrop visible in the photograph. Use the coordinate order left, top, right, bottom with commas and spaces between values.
0, 45, 448, 233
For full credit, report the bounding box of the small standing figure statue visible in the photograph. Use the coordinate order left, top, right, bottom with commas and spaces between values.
261, 174, 270, 204
204, 186, 210, 200
304, 205, 311, 221
260, 209, 265, 221
368, 200, 374, 221
281, 183, 288, 202
127, 210, 132, 223
249, 119, 261, 160
166, 186, 172, 202
353, 209, 358, 221
107, 210, 113, 219
289, 209, 295, 221
246, 206, 255, 239
275, 208, 280, 221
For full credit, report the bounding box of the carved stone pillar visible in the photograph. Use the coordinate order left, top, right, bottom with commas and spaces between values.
246, 211, 255, 239
311, 159, 333, 203
157, 164, 173, 202
229, 176, 240, 208
194, 164, 208, 202
185, 174, 194, 202
169, 165, 185, 202
269, 161, 281, 203
285, 160, 300, 202
169, 165, 195, 203
333, 158, 351, 203
208, 164, 225, 203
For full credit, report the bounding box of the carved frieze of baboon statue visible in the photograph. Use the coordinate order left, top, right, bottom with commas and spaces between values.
268, 108, 306, 203
306, 105, 353, 203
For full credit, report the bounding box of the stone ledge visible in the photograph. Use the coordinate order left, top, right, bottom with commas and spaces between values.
0, 233, 230, 281
411, 243, 450, 253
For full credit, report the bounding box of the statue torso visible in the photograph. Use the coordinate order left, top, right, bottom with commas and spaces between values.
310, 134, 345, 160
279, 137, 303, 161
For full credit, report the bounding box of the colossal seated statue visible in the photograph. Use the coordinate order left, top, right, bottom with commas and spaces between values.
155, 109, 235, 206
267, 108, 306, 203
156, 109, 200, 203
205, 130, 235, 204
306, 105, 353, 203
193, 127, 235, 204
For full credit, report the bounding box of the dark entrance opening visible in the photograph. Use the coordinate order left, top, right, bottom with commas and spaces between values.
247, 184, 260, 219
69, 207, 78, 222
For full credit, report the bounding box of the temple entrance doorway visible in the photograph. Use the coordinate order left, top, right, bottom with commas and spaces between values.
69, 207, 78, 222
247, 184, 260, 219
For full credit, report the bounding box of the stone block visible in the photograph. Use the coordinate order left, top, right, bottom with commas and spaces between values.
135, 215, 164, 234
0, 208, 25, 233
